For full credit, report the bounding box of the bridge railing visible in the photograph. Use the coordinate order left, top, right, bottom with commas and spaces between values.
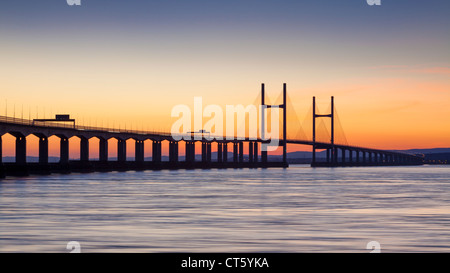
0, 115, 232, 140
0, 115, 261, 140
0, 115, 172, 136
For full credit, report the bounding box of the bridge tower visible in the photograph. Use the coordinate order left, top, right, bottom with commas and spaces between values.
261, 83, 287, 165
312, 96, 334, 165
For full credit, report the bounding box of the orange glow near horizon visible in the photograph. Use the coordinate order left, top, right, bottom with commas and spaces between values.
1, 69, 450, 158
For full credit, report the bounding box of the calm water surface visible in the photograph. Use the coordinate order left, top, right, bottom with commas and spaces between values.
1, 165, 449, 252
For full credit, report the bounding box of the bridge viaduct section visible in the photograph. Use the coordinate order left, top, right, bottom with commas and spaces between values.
0, 84, 423, 178
0, 118, 287, 178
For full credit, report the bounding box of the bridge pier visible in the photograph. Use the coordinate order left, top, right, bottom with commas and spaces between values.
99, 138, 108, 162
217, 143, 222, 163
261, 145, 267, 163
233, 142, 238, 163
59, 136, 69, 164
253, 142, 258, 163
201, 142, 207, 163
248, 141, 254, 163
38, 136, 48, 164
223, 143, 228, 162
153, 140, 162, 163
13, 133, 27, 164
172, 141, 179, 163
184, 141, 190, 163
207, 142, 211, 163
334, 147, 338, 164
136, 140, 145, 163
238, 142, 243, 163
80, 136, 89, 162
117, 139, 126, 162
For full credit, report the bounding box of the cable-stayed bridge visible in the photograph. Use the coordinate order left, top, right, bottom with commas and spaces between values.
0, 84, 423, 177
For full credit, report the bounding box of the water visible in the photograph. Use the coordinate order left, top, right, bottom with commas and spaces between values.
1, 165, 449, 253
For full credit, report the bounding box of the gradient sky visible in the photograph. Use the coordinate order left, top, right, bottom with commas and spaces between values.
1, 0, 449, 157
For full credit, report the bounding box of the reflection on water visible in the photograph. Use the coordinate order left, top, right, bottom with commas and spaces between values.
1, 165, 449, 252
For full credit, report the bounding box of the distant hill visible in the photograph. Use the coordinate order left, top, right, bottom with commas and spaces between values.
390, 148, 450, 155
422, 152, 450, 164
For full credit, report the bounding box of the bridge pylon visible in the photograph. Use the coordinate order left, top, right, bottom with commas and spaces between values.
312, 96, 334, 165
261, 83, 287, 165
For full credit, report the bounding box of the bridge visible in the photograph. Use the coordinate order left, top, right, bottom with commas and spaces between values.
0, 83, 423, 178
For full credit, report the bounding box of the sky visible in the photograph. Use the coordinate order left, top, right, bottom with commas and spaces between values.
0, 0, 449, 157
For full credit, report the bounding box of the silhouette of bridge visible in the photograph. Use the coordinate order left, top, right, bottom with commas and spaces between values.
0, 83, 423, 177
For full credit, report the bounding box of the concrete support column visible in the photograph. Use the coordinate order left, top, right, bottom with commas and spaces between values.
349, 149, 353, 163
369, 152, 373, 163
15, 135, 27, 164
326, 148, 330, 163
99, 138, 108, 162
0, 135, 2, 163
60, 136, 69, 164
153, 141, 161, 163
168, 141, 176, 163
356, 150, 360, 163
189, 141, 195, 162
80, 137, 89, 162
253, 142, 258, 163
233, 143, 238, 163
117, 139, 126, 162
201, 142, 207, 163
185, 141, 191, 162
261, 144, 267, 163
334, 147, 338, 164
206, 143, 211, 163
135, 140, 144, 162
239, 142, 244, 163
173, 141, 178, 162
363, 151, 367, 163
217, 143, 223, 163
39, 136, 48, 164
342, 148, 346, 163
223, 143, 228, 162
248, 142, 254, 163
189, 142, 195, 162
